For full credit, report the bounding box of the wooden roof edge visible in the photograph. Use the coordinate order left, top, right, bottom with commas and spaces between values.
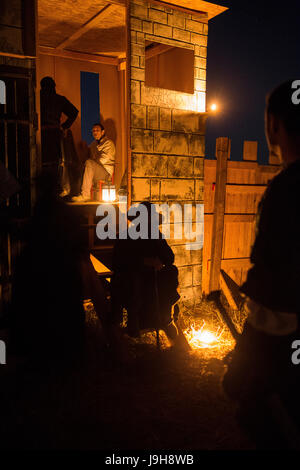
148, 0, 228, 20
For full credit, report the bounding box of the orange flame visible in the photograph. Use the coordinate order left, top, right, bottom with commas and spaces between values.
184, 321, 222, 349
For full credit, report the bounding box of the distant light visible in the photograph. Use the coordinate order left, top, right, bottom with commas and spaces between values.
210, 103, 218, 112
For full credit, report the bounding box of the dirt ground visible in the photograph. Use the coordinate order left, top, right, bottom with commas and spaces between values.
0, 301, 254, 451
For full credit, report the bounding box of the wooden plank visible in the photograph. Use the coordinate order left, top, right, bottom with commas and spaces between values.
149, 0, 228, 19
220, 269, 240, 310
209, 137, 230, 292
206, 214, 256, 222
90, 253, 113, 276
55, 4, 120, 50
0, 51, 36, 60
39, 46, 119, 66
243, 141, 258, 161
226, 184, 266, 195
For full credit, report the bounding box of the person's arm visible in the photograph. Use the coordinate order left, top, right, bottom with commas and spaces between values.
61, 97, 79, 130
98, 139, 115, 173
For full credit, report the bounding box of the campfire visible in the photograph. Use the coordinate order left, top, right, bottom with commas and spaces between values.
184, 321, 221, 349
183, 319, 235, 355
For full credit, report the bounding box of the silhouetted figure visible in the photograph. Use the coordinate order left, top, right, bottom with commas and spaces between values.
223, 80, 300, 449
40, 76, 78, 196
8, 172, 111, 369
110, 202, 185, 348
72, 123, 115, 203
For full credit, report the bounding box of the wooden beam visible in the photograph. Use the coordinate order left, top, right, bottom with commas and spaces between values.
220, 269, 245, 311
209, 137, 230, 293
148, 0, 227, 20
55, 4, 120, 50
145, 43, 174, 60
39, 46, 118, 66
0, 51, 36, 60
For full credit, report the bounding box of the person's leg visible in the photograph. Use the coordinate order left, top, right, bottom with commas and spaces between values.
81, 159, 109, 198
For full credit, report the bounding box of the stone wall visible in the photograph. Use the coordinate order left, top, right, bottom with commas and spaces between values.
129, 0, 207, 305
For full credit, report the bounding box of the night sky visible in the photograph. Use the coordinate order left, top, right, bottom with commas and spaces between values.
205, 0, 300, 164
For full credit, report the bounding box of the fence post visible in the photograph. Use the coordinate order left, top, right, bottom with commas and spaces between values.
209, 137, 230, 293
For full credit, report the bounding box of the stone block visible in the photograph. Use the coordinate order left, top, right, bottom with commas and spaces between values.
185, 19, 204, 33
159, 108, 171, 131
191, 247, 203, 265
194, 157, 204, 177
131, 177, 150, 202
173, 9, 191, 20
191, 33, 207, 47
160, 179, 194, 201
172, 110, 207, 133
131, 43, 144, 56
154, 131, 189, 155
195, 68, 206, 80
172, 244, 193, 267
132, 153, 168, 177
151, 179, 160, 201
193, 265, 202, 286
173, 28, 190, 42
136, 31, 144, 44
195, 180, 204, 200
147, 106, 159, 129
153, 23, 172, 38
148, 8, 168, 24
167, 13, 185, 28
139, 55, 145, 68
178, 266, 193, 288
131, 55, 140, 67
131, 31, 137, 43
131, 17, 142, 31
131, 104, 147, 128
131, 66, 145, 81
131, 80, 141, 104
168, 156, 193, 178
130, 3, 148, 19
131, 128, 154, 152
194, 56, 207, 68
188, 134, 205, 156
142, 20, 153, 34
203, 24, 208, 35
195, 79, 206, 92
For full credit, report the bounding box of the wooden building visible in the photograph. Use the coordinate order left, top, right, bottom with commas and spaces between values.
0, 0, 228, 313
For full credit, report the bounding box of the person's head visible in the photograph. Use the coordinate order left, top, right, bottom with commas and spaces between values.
265, 80, 300, 165
40, 76, 56, 93
92, 123, 105, 141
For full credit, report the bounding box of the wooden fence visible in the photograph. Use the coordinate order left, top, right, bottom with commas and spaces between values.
202, 137, 281, 298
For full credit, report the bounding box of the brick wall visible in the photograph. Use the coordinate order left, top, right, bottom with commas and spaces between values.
129, 0, 208, 305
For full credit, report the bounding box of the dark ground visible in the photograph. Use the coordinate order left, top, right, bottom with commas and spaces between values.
0, 302, 253, 451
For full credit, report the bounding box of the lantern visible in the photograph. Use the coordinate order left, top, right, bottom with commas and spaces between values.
102, 184, 116, 202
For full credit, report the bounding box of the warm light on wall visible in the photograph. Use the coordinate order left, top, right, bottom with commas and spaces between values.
210, 103, 218, 112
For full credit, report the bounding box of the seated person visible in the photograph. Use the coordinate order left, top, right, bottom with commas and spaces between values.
72, 123, 115, 202
110, 202, 183, 347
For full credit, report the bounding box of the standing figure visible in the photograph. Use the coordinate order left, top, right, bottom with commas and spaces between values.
72, 123, 115, 202
40, 76, 78, 196
223, 80, 300, 449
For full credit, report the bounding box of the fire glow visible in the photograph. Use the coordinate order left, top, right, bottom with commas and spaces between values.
184, 321, 222, 349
